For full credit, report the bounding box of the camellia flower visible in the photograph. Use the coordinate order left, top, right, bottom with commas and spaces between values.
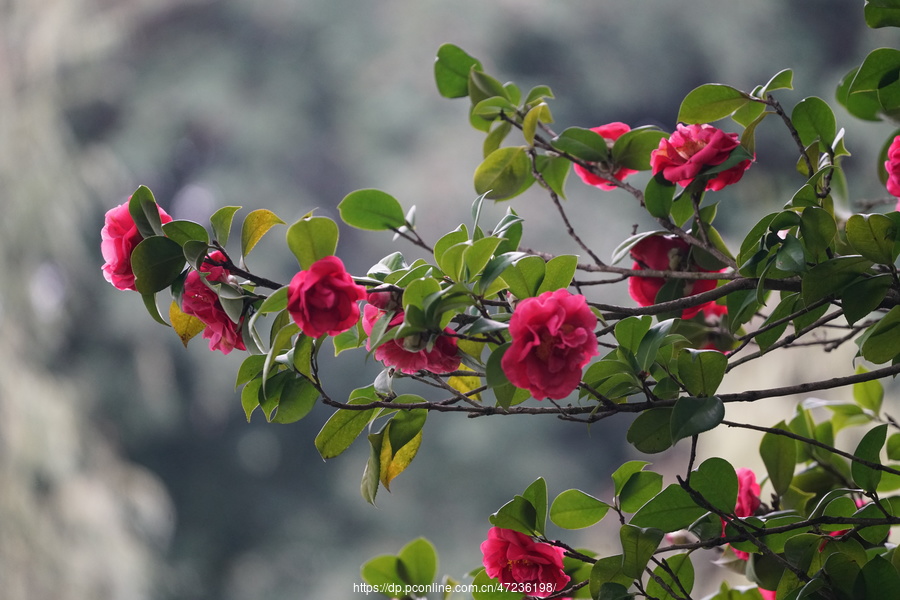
884, 134, 900, 211
501, 289, 598, 400
480, 527, 570, 598
650, 123, 752, 191
726, 468, 762, 562
101, 199, 173, 291
287, 255, 367, 339
182, 251, 246, 355
573, 122, 638, 190
628, 235, 721, 320
362, 300, 461, 375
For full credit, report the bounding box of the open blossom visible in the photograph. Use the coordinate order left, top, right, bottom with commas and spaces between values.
884, 134, 900, 211
501, 289, 598, 400
728, 468, 762, 562
651, 123, 751, 191
287, 256, 366, 338
101, 200, 173, 291
628, 235, 722, 319
480, 527, 570, 598
182, 251, 246, 355
362, 300, 460, 374
573, 122, 638, 190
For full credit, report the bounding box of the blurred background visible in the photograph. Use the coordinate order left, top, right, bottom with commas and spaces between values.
2, 0, 899, 598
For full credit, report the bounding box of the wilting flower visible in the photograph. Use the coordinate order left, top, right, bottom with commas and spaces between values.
628, 234, 722, 319
287, 256, 367, 339
480, 527, 570, 598
573, 122, 638, 190
181, 251, 246, 354
501, 289, 598, 400
101, 200, 172, 291
651, 123, 752, 191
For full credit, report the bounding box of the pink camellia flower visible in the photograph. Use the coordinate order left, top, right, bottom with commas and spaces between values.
480, 527, 570, 598
182, 251, 246, 355
628, 235, 721, 320
287, 256, 367, 339
884, 134, 900, 211
501, 289, 598, 400
101, 200, 173, 291
651, 123, 752, 191
573, 122, 639, 190
362, 302, 461, 374
727, 468, 762, 562
758, 589, 777, 600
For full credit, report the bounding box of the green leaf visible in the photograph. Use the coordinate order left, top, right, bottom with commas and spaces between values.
501, 254, 545, 299
397, 537, 438, 587
286, 216, 339, 270
843, 274, 893, 326
799, 206, 836, 258
860, 555, 900, 599
626, 408, 674, 454
550, 127, 610, 162
612, 461, 652, 496
161, 219, 209, 247
866, 0, 900, 28
801, 255, 872, 304
131, 235, 186, 294
645, 554, 694, 600
630, 483, 706, 532
474, 146, 532, 200
536, 255, 577, 294
837, 67, 882, 122
339, 189, 406, 231
434, 43, 482, 99
361, 431, 383, 505
676, 349, 727, 397
522, 102, 552, 146
760, 422, 796, 497
361, 554, 403, 589
690, 457, 737, 514
271, 376, 318, 424
677, 84, 751, 123
644, 174, 676, 218
489, 495, 538, 536
619, 471, 664, 513
140, 292, 169, 326
760, 69, 794, 96
522, 478, 548, 536
240, 209, 285, 257
851, 424, 887, 492
861, 305, 900, 363
619, 524, 664, 579
209, 205, 241, 247
853, 365, 884, 414
535, 154, 570, 200
549, 489, 610, 529
612, 127, 668, 171
791, 97, 836, 147
846, 213, 898, 265
615, 316, 652, 354
472, 569, 522, 600
670, 396, 725, 443
128, 185, 165, 239
314, 388, 378, 459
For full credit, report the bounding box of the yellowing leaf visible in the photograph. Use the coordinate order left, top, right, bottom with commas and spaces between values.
240, 208, 285, 257
379, 428, 423, 491
169, 301, 206, 347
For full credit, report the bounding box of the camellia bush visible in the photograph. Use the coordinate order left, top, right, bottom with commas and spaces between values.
103, 3, 900, 599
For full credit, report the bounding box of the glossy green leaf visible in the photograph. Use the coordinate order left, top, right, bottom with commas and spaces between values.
128, 185, 165, 238
339, 189, 406, 231
286, 216, 339, 270
314, 388, 378, 459
626, 407, 674, 454
550, 127, 610, 162
472, 569, 522, 600
791, 97, 836, 147
690, 457, 737, 513
535, 154, 570, 200
860, 555, 900, 598
861, 305, 900, 363
630, 483, 706, 532
522, 478, 548, 536
434, 43, 482, 98
760, 68, 794, 96
837, 67, 882, 122
644, 174, 676, 218
645, 554, 694, 600
474, 146, 532, 200
502, 255, 545, 299
846, 213, 898, 264
851, 424, 887, 492
619, 471, 663, 513
549, 489, 610, 529
670, 396, 724, 443
677, 84, 750, 123
799, 206, 836, 258
676, 349, 727, 397
397, 537, 438, 587
854, 365, 884, 414
141, 292, 169, 327
489, 495, 538, 536
522, 102, 552, 146
162, 219, 209, 247
801, 255, 872, 304
209, 205, 241, 247
131, 235, 186, 294
866, 0, 900, 27
611, 461, 652, 496
361, 554, 403, 589
615, 316, 652, 354
536, 254, 577, 294
620, 524, 664, 579
760, 421, 796, 497
361, 431, 383, 505
271, 376, 319, 424
611, 127, 667, 170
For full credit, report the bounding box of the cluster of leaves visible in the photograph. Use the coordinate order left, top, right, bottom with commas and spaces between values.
113, 2, 900, 599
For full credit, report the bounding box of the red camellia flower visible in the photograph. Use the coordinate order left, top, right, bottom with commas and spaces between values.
573, 122, 639, 190
362, 302, 461, 374
480, 527, 570, 598
726, 467, 762, 562
287, 255, 367, 339
501, 289, 598, 400
101, 200, 173, 291
884, 134, 900, 211
628, 235, 721, 319
650, 123, 752, 191
182, 251, 246, 355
